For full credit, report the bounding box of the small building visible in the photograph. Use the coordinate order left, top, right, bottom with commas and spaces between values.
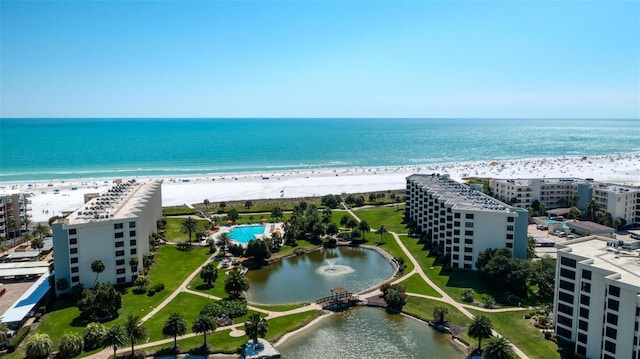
1, 273, 51, 329
567, 221, 614, 237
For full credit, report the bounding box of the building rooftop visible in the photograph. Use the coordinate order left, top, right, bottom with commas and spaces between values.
592, 184, 640, 194
64, 179, 161, 224
408, 174, 511, 213
557, 236, 640, 287
492, 177, 586, 186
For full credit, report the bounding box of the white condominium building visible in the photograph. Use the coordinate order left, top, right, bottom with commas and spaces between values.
592, 184, 640, 226
52, 180, 162, 291
406, 174, 529, 269
555, 236, 640, 359
0, 191, 30, 240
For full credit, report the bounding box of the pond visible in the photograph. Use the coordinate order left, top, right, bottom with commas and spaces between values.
277, 307, 465, 358
245, 246, 395, 304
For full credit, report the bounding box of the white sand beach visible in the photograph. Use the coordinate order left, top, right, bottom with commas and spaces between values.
3, 153, 638, 223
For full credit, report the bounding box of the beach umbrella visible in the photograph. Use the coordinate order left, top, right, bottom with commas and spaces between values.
213, 225, 220, 230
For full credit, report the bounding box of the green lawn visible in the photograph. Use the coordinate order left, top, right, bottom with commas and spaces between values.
400, 273, 441, 297
144, 292, 214, 341
467, 309, 560, 359
353, 206, 408, 234
248, 302, 310, 312
164, 218, 211, 242
402, 296, 474, 345
373, 234, 415, 275
162, 205, 198, 216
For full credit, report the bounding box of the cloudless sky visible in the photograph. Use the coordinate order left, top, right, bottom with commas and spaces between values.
1, 1, 638, 118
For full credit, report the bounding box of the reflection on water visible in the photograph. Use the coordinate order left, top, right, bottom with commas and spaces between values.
246, 247, 395, 304
278, 307, 464, 359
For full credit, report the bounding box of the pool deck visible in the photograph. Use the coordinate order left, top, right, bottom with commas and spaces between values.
242, 339, 281, 359
218, 223, 285, 246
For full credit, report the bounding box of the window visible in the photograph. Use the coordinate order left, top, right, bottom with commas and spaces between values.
453, 254, 459, 260
114, 223, 123, 230
558, 303, 573, 316
453, 246, 460, 252
115, 241, 124, 248
130, 248, 137, 255
129, 221, 136, 228
506, 242, 513, 248
465, 230, 473, 236
609, 285, 620, 297
70, 248, 78, 254
561, 257, 577, 268
604, 340, 616, 354
115, 250, 125, 257
608, 299, 620, 312
453, 230, 460, 235
556, 327, 571, 339
582, 270, 592, 280
463, 264, 472, 269
71, 267, 79, 273
115, 232, 124, 239
454, 213, 460, 218
116, 259, 125, 266
69, 238, 77, 245
465, 213, 474, 219
557, 314, 572, 327
70, 257, 78, 264
606, 327, 617, 339
117, 277, 126, 284
72, 276, 79, 283
581, 282, 591, 293
465, 238, 473, 245
506, 234, 513, 240
464, 255, 472, 261
454, 221, 460, 227
579, 307, 589, 319
560, 268, 576, 280
507, 217, 514, 222
607, 312, 618, 326
506, 225, 514, 231
129, 230, 136, 237
559, 280, 575, 292
464, 247, 473, 253
580, 294, 590, 306
559, 292, 574, 303
576, 345, 586, 356
130, 239, 137, 246
116, 268, 126, 275
577, 333, 587, 344
465, 222, 474, 228
578, 320, 588, 331
69, 228, 77, 235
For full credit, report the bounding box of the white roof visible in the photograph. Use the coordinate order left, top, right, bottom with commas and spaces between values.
1, 273, 51, 323
0, 267, 49, 277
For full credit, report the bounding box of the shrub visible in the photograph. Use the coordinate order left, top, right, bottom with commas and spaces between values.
293, 248, 306, 255
152, 283, 165, 292
7, 326, 30, 352
544, 331, 553, 340
200, 299, 247, 319
83, 322, 106, 351
147, 289, 156, 296
462, 289, 474, 303
483, 295, 496, 309
58, 332, 84, 358
25, 333, 52, 359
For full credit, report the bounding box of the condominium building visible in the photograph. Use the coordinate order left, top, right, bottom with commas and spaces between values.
0, 192, 30, 240
554, 236, 640, 359
406, 174, 529, 269
52, 180, 162, 291
490, 178, 640, 225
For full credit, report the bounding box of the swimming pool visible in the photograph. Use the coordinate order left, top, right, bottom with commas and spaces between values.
544, 219, 569, 228
228, 225, 266, 244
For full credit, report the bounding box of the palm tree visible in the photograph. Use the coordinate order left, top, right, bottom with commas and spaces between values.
103, 324, 127, 359
586, 200, 599, 221
33, 223, 49, 239
181, 216, 198, 242
124, 315, 148, 356
224, 269, 250, 299
6, 218, 18, 243
614, 218, 622, 234
432, 305, 449, 324
0, 319, 8, 344
162, 313, 187, 349
192, 314, 217, 348
358, 220, 370, 240
31, 236, 44, 250
216, 233, 232, 256
375, 225, 388, 243
58, 332, 84, 358
483, 336, 516, 359
200, 263, 218, 287
25, 333, 52, 359
245, 313, 268, 344
569, 206, 581, 220
271, 207, 283, 222
91, 259, 105, 284
468, 314, 493, 352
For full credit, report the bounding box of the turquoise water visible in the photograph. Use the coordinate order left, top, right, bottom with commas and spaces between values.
1, 118, 638, 181
228, 225, 265, 244
544, 219, 569, 227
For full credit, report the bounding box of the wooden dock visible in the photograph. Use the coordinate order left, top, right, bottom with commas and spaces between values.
316, 287, 359, 309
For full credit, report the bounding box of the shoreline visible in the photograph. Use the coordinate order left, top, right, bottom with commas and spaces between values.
2, 153, 638, 223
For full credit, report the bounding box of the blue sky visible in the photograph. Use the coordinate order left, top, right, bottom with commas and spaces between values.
1, 1, 638, 118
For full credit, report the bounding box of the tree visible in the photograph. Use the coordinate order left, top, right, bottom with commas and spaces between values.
526, 235, 536, 259
245, 313, 268, 343
375, 225, 388, 243
200, 263, 218, 287
0, 319, 8, 345
103, 324, 127, 359
227, 209, 239, 223
224, 269, 250, 299
483, 336, 516, 359
384, 287, 408, 312
162, 313, 187, 349
26, 333, 52, 359
216, 233, 232, 256
569, 206, 581, 220
135, 275, 149, 292
432, 305, 449, 324
31, 236, 44, 250
271, 207, 283, 222
181, 216, 198, 242
91, 259, 105, 285
339, 214, 351, 228
192, 314, 217, 348
78, 282, 122, 320
326, 223, 339, 236
58, 332, 84, 358
530, 255, 556, 297
358, 220, 370, 240
586, 200, 599, 221
614, 218, 622, 233
83, 322, 107, 351
124, 315, 148, 356
203, 199, 210, 209
244, 200, 253, 209
245, 239, 271, 262
468, 315, 493, 351
538, 203, 547, 216
56, 278, 70, 293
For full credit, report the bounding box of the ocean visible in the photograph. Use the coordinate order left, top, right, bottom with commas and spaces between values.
0, 118, 638, 182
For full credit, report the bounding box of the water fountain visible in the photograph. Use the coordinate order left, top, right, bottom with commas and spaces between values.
316, 256, 355, 276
